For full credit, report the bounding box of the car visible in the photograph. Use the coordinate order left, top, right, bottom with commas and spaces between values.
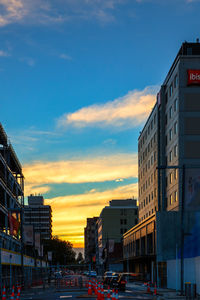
111, 273, 127, 291
90, 271, 97, 277
103, 271, 118, 286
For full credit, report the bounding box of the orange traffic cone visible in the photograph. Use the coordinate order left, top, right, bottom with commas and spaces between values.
154, 283, 157, 295
115, 289, 119, 300
107, 285, 111, 299
2, 285, 6, 300
101, 284, 105, 300
16, 286, 21, 300
10, 286, 15, 300
97, 283, 101, 300
147, 282, 150, 293
88, 281, 92, 295
111, 289, 115, 300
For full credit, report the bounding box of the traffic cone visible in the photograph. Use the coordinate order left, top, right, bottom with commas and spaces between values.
154, 283, 157, 295
111, 289, 115, 300
147, 282, 150, 293
10, 286, 15, 300
16, 286, 21, 300
88, 281, 92, 295
95, 281, 98, 295
101, 284, 105, 300
97, 283, 101, 300
107, 285, 111, 299
2, 285, 6, 300
115, 289, 119, 300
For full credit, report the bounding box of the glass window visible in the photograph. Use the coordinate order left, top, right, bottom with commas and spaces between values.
169, 129, 173, 141
169, 106, 173, 119
174, 191, 178, 202
174, 121, 178, 134
169, 84, 173, 97
169, 173, 173, 184
174, 99, 178, 112
174, 145, 178, 157
170, 194, 173, 205
174, 169, 178, 180
169, 151, 172, 162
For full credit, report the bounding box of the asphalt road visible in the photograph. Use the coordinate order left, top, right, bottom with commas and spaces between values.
20, 287, 154, 300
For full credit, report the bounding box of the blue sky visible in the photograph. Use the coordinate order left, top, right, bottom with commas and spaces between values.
1, 0, 200, 247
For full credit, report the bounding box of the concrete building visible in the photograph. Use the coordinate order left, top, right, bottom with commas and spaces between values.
96, 199, 138, 274
84, 217, 98, 266
123, 41, 200, 292
24, 195, 52, 241
0, 123, 25, 288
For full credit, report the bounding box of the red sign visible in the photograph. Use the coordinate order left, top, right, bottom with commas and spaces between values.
188, 70, 200, 85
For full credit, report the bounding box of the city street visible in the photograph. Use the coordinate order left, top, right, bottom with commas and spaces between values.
20, 287, 154, 300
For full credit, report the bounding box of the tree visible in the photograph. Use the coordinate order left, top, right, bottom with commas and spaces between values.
43, 237, 76, 265
76, 252, 84, 264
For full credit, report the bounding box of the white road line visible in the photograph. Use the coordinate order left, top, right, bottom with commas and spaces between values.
60, 296, 73, 298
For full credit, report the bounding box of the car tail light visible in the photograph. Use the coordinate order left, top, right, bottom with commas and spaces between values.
121, 281, 126, 284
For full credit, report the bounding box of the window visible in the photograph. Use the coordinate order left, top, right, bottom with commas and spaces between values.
151, 120, 153, 130
169, 129, 173, 141
174, 145, 178, 157
174, 191, 178, 202
169, 84, 173, 97
151, 192, 153, 200
170, 194, 173, 205
174, 75, 178, 88
169, 106, 173, 119
174, 99, 178, 112
174, 121, 178, 134
174, 169, 178, 180
152, 208, 154, 214
169, 151, 172, 162
169, 173, 173, 184
146, 197, 148, 204
148, 125, 150, 135
149, 194, 150, 203
151, 156, 153, 165
165, 114, 168, 125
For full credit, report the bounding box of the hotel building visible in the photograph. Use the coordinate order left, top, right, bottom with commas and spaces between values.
123, 41, 200, 292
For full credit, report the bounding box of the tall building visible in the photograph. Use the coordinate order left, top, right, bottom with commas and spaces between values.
123, 41, 200, 292
84, 217, 98, 266
24, 195, 52, 240
96, 199, 138, 274
0, 123, 24, 287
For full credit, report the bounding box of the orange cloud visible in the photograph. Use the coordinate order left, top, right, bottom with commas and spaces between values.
58, 86, 157, 129
46, 183, 138, 247
23, 153, 138, 196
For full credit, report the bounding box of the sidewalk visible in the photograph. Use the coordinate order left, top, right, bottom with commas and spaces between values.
126, 282, 187, 300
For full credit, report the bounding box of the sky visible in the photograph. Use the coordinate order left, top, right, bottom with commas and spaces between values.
1, 0, 200, 249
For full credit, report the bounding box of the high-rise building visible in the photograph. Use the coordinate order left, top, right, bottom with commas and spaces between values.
84, 217, 98, 265
24, 195, 52, 240
123, 41, 200, 292
96, 199, 138, 274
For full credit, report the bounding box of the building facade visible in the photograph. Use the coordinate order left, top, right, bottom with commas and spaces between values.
123, 41, 200, 292
84, 217, 98, 267
96, 199, 138, 274
0, 123, 25, 288
24, 195, 52, 241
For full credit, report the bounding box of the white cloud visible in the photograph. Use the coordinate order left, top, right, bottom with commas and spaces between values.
0, 0, 125, 27
57, 86, 157, 129
0, 50, 10, 57
60, 53, 72, 60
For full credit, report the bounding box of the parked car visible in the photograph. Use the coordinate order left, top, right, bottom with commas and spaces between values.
103, 271, 118, 286
111, 273, 127, 291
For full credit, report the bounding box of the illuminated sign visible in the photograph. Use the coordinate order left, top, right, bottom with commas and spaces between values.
188, 70, 200, 85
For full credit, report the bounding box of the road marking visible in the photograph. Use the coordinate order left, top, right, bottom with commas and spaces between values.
60, 296, 72, 298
